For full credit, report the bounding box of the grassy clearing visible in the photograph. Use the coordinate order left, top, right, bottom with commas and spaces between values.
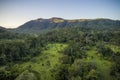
106, 44, 120, 53
85, 47, 113, 80
16, 43, 68, 80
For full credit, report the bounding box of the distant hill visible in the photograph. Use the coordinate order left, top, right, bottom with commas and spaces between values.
0, 26, 27, 39
0, 26, 6, 32
10, 17, 120, 33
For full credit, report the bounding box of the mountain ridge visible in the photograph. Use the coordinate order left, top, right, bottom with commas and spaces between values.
9, 17, 120, 33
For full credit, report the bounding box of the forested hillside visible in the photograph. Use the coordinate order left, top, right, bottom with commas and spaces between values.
0, 22, 120, 80
10, 18, 120, 33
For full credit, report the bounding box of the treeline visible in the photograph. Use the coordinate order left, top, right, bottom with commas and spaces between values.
0, 39, 40, 65
0, 28, 45, 65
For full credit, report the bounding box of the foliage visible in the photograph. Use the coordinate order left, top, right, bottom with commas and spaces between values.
68, 59, 101, 80
0, 25, 120, 80
110, 52, 120, 80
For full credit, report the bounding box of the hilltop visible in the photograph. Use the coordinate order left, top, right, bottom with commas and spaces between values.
10, 17, 120, 33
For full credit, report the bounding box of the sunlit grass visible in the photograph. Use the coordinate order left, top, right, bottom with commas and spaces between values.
16, 43, 68, 80
84, 47, 113, 80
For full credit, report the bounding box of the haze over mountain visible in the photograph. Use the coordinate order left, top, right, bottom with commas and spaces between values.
10, 17, 120, 33
0, 26, 7, 32
0, 0, 120, 28
0, 26, 6, 29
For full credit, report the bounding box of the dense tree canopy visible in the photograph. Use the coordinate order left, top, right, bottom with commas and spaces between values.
0, 26, 120, 80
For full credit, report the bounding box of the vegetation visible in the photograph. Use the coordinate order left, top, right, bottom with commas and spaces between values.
0, 22, 120, 80
10, 18, 120, 33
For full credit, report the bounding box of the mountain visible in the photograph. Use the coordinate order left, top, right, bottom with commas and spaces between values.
11, 17, 120, 33
0, 26, 5, 29
0, 26, 6, 32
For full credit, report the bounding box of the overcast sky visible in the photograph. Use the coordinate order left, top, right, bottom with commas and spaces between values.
0, 0, 120, 28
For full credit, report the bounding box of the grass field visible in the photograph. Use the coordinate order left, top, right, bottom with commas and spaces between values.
15, 43, 68, 80
85, 47, 113, 80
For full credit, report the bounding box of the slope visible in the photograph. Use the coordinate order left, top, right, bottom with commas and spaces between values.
10, 18, 120, 33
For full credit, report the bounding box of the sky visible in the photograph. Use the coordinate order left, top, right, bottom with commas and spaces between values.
0, 0, 120, 28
